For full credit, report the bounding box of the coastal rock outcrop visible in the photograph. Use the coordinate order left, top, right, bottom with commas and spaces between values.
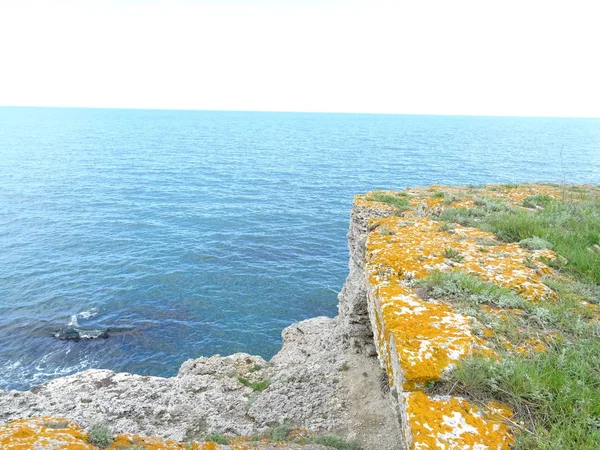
5, 183, 584, 449
0, 316, 399, 449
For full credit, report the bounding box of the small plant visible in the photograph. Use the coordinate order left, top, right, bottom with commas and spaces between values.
206, 434, 229, 444
443, 248, 464, 262
269, 424, 293, 441
312, 435, 362, 450
43, 420, 70, 429
475, 237, 499, 246
238, 376, 270, 392
523, 194, 553, 209
519, 236, 553, 250
88, 423, 113, 448
437, 222, 455, 232
379, 226, 395, 236
366, 191, 411, 212
524, 256, 537, 269
338, 362, 350, 371
431, 191, 445, 198
443, 194, 462, 205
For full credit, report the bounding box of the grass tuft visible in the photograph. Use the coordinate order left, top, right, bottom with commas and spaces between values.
443, 248, 464, 262
269, 424, 293, 441
88, 424, 113, 448
366, 192, 411, 213
238, 376, 270, 392
523, 194, 553, 209
519, 237, 553, 250
417, 271, 527, 309
312, 436, 362, 450
206, 434, 229, 444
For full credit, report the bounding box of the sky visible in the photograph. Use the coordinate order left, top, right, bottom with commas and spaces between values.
0, 0, 599, 117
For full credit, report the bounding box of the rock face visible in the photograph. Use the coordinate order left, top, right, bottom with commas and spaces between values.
0, 318, 352, 441
337, 201, 395, 356
1, 311, 399, 448
0, 416, 333, 449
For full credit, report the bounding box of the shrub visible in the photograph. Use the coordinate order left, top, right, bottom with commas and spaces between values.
206, 434, 229, 444
519, 237, 553, 250
523, 194, 553, 209
269, 424, 293, 441
88, 424, 113, 448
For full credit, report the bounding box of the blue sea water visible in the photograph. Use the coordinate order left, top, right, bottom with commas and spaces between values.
0, 107, 599, 390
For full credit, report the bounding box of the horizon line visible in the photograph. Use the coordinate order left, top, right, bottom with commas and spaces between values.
1, 105, 599, 120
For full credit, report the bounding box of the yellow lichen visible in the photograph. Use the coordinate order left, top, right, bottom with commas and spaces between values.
0, 417, 247, 450
404, 391, 514, 450
358, 183, 589, 448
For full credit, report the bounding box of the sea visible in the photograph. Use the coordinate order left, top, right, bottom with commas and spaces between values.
1, 107, 599, 390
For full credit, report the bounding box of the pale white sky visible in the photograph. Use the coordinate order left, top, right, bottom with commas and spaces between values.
0, 0, 598, 117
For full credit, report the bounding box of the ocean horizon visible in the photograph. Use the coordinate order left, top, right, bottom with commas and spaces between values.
1, 106, 599, 390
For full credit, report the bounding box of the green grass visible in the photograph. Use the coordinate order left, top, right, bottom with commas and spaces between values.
416, 271, 527, 309
88, 424, 113, 448
366, 191, 411, 212
312, 436, 362, 450
438, 222, 455, 232
248, 424, 362, 449
523, 194, 554, 209
269, 424, 293, 441
519, 237, 553, 250
450, 340, 600, 450
436, 194, 600, 283
420, 272, 600, 448
206, 434, 229, 444
443, 248, 464, 262
238, 376, 270, 392
425, 187, 600, 448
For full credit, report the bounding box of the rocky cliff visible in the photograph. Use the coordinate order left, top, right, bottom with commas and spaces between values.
4, 183, 595, 449
0, 197, 403, 449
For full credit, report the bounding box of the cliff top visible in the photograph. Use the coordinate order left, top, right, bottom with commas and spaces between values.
359, 182, 600, 449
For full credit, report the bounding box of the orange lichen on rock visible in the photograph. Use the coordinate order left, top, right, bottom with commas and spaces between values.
403, 392, 514, 450
371, 281, 490, 390
0, 417, 227, 450
367, 216, 555, 300
0, 417, 90, 450
358, 184, 578, 449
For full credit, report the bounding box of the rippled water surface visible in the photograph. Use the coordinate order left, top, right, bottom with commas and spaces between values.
1, 107, 599, 389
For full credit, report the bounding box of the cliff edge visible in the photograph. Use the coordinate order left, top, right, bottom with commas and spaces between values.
2, 183, 599, 449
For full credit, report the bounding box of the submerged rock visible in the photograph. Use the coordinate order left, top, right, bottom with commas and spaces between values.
53, 326, 134, 341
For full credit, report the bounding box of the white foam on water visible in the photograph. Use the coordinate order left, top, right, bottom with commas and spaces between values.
67, 308, 99, 327
78, 308, 98, 320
